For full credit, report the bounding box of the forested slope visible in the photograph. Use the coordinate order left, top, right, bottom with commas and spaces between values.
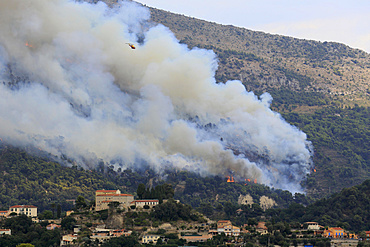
0, 146, 144, 211
1, 146, 369, 232
0, 147, 306, 214
267, 179, 370, 232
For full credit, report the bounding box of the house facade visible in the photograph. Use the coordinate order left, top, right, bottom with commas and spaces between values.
142, 234, 161, 244
0, 211, 8, 218
324, 227, 345, 238
217, 220, 240, 236
0, 229, 11, 235
61, 234, 78, 245
256, 222, 268, 235
9, 205, 37, 217
131, 199, 159, 208
95, 189, 134, 211
306, 222, 321, 230
46, 224, 61, 230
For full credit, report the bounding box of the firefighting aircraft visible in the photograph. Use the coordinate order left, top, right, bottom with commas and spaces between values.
126, 43, 136, 49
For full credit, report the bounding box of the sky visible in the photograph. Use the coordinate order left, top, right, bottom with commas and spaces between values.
134, 0, 370, 53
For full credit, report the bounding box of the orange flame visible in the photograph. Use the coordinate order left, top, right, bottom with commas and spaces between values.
314, 169, 316, 172
226, 175, 235, 182
25, 42, 33, 48
254, 179, 257, 184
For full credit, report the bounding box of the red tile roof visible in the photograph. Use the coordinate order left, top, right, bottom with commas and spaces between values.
96, 190, 118, 192
10, 205, 37, 208
330, 227, 344, 230
97, 194, 133, 197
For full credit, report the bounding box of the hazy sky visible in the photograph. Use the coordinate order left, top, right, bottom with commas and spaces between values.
134, 0, 370, 53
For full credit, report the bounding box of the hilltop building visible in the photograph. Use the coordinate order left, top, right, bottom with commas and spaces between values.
46, 224, 61, 230
217, 220, 240, 236
256, 222, 268, 235
305, 222, 321, 230
0, 211, 8, 218
324, 227, 345, 238
95, 189, 134, 211
0, 229, 11, 235
9, 205, 37, 217
142, 234, 161, 244
61, 234, 78, 245
130, 199, 159, 208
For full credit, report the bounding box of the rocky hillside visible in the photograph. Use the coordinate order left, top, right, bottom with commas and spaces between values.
147, 7, 370, 108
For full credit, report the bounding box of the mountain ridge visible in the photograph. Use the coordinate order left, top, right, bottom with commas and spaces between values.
145, 5, 370, 108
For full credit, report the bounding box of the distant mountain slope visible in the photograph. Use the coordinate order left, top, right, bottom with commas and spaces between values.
148, 7, 370, 108
140, 4, 370, 197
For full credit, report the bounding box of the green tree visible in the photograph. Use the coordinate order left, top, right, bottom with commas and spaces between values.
39, 210, 53, 220
137, 183, 146, 199
51, 202, 56, 218
57, 204, 61, 218
76, 195, 87, 210
101, 235, 140, 247
61, 216, 77, 230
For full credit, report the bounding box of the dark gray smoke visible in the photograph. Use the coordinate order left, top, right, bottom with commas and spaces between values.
0, 0, 313, 193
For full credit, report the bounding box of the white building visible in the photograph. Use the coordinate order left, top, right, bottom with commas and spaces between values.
0, 229, 11, 235
9, 205, 37, 217
306, 222, 321, 230
0, 211, 8, 218
95, 190, 134, 211
61, 234, 78, 245
142, 234, 161, 244
217, 220, 240, 236
131, 199, 159, 208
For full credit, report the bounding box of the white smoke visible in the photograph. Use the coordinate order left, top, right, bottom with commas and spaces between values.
0, 0, 312, 193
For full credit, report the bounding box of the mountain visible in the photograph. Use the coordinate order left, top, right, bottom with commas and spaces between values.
0, 0, 368, 200
148, 7, 370, 108
139, 4, 370, 197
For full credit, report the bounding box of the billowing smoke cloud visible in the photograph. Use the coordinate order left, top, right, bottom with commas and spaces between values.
0, 0, 312, 192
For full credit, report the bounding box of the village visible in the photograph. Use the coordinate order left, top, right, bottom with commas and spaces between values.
1, 189, 369, 246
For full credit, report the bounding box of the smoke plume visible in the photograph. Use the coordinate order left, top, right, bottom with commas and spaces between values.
0, 0, 313, 192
